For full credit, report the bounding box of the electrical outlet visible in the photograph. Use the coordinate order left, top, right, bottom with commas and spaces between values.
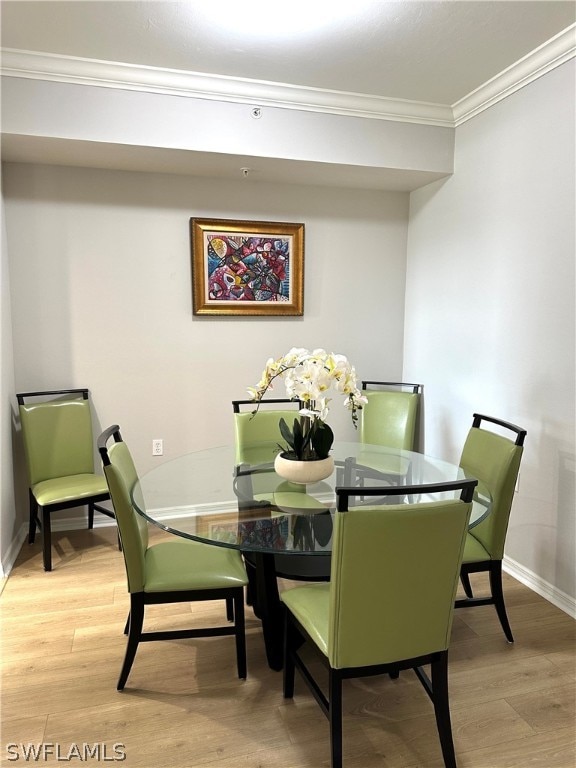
152, 439, 163, 456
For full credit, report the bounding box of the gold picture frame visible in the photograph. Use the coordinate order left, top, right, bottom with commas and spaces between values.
190, 218, 304, 316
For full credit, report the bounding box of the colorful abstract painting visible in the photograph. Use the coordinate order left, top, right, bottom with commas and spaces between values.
191, 219, 304, 316
206, 233, 290, 303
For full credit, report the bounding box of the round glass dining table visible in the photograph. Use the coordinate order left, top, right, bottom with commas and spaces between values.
131, 441, 489, 670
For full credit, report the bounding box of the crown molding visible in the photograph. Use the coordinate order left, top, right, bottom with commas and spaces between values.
452, 24, 576, 125
0, 48, 452, 127
2, 25, 574, 131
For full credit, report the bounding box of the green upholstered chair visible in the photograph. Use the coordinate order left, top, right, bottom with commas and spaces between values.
233, 398, 303, 467
233, 397, 310, 514
455, 413, 526, 643
98, 425, 248, 690
282, 478, 477, 768
233, 398, 331, 584
349, 381, 422, 490
359, 381, 422, 450
17, 389, 113, 571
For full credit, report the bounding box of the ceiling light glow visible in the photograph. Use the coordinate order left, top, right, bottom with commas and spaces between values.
194, 0, 380, 40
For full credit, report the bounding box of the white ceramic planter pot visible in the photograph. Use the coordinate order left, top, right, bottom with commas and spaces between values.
274, 453, 334, 485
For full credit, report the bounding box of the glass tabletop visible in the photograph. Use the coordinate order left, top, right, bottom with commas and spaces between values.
131, 442, 490, 555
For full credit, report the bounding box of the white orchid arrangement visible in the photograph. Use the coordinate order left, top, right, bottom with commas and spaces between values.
248, 347, 367, 461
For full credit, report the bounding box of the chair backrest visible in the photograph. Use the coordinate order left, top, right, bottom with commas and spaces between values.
459, 413, 526, 560
98, 425, 149, 593
17, 389, 96, 485
359, 381, 422, 450
232, 398, 302, 465
330, 480, 475, 669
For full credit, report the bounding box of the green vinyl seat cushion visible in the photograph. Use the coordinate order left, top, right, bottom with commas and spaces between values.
353, 448, 412, 480
144, 540, 248, 593
266, 489, 327, 512
281, 582, 330, 656
32, 474, 109, 507
461, 532, 491, 564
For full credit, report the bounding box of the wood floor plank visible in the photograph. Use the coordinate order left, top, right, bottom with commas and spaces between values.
506, 684, 576, 733
1, 529, 575, 768
1, 714, 47, 746
447, 655, 573, 707
451, 726, 576, 768
455, 597, 569, 638
43, 695, 293, 767
449, 622, 575, 671
372, 698, 533, 762
545, 649, 576, 680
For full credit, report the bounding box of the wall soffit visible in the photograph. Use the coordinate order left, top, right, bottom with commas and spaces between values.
1, 25, 574, 129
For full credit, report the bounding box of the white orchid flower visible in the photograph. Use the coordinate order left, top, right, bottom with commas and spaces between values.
343, 393, 368, 410
282, 347, 308, 367
299, 407, 320, 420
317, 397, 330, 421
250, 347, 364, 432
300, 396, 329, 422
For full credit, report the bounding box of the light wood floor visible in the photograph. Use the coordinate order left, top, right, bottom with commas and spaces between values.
1, 526, 575, 768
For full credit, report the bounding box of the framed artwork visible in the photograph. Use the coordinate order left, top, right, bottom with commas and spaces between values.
190, 218, 304, 316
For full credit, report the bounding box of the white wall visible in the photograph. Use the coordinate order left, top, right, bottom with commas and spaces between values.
2, 163, 409, 556
404, 61, 575, 601
0, 190, 19, 577
2, 76, 454, 176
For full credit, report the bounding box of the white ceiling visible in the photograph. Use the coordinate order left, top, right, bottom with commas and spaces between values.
1, 1, 574, 189
2, 1, 574, 106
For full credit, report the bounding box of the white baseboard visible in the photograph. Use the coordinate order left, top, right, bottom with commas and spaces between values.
1, 524, 27, 578
50, 513, 116, 532
503, 554, 576, 619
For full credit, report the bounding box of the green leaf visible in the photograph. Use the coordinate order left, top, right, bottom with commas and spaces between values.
311, 421, 334, 459
292, 418, 304, 458
278, 415, 334, 460
279, 417, 295, 451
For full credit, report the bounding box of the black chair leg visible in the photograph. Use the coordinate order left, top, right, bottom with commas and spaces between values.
283, 614, 296, 699
117, 595, 144, 690
460, 569, 473, 598
41, 507, 52, 572
28, 490, 38, 543
329, 670, 344, 768
244, 557, 256, 607
431, 652, 457, 768
123, 612, 130, 635
233, 591, 247, 680
88, 502, 95, 530
226, 597, 234, 622
489, 561, 514, 643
